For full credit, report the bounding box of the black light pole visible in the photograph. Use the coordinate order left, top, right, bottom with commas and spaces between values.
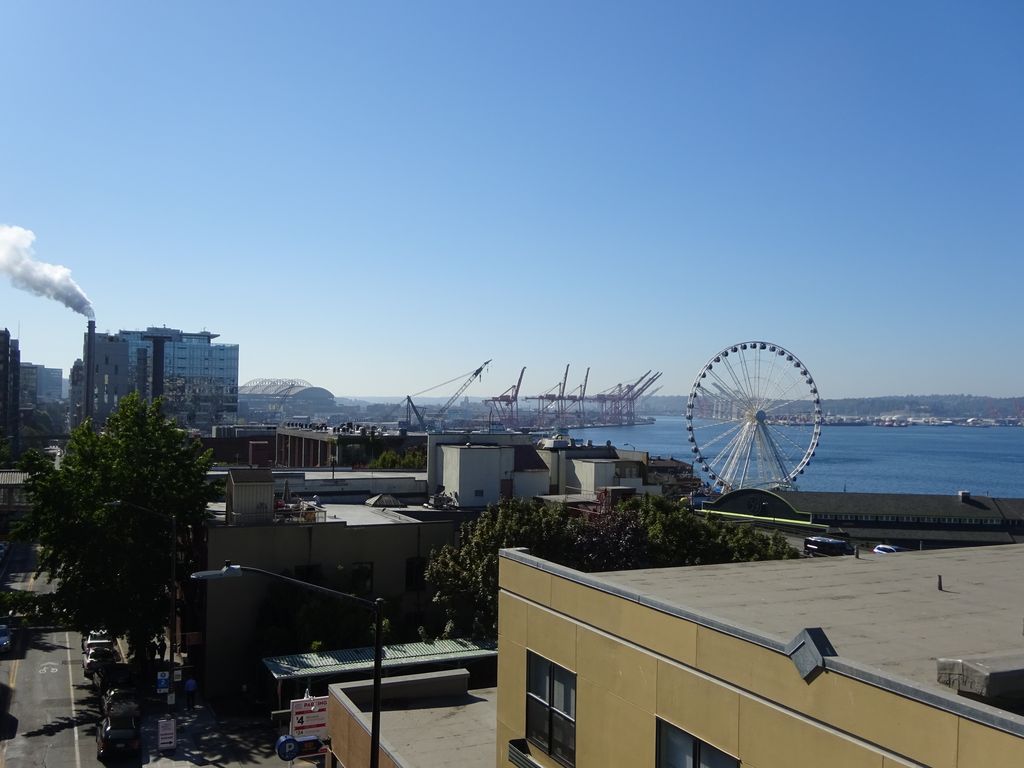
191, 561, 385, 768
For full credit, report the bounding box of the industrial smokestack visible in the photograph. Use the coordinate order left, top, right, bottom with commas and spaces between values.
0, 225, 94, 318
84, 320, 96, 421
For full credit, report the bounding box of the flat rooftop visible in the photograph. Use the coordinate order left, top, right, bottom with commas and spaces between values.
598, 544, 1024, 695
378, 687, 497, 768
207, 502, 420, 526
209, 468, 427, 482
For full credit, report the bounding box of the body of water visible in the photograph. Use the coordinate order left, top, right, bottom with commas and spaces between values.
568, 416, 1024, 497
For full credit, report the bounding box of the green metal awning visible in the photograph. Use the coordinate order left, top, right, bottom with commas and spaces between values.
262, 638, 497, 681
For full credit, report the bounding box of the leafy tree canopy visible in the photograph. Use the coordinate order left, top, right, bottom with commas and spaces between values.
426, 495, 797, 639
12, 393, 218, 652
369, 448, 426, 470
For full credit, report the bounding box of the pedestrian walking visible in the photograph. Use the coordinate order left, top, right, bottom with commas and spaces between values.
185, 675, 198, 710
157, 637, 167, 662
148, 640, 158, 661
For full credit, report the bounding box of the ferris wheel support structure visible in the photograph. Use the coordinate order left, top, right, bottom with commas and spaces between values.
685, 341, 822, 492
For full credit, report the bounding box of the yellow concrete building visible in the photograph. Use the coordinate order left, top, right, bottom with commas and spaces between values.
497, 545, 1024, 767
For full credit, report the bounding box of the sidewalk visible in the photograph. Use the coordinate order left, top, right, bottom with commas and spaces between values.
143, 699, 281, 767
114, 640, 281, 767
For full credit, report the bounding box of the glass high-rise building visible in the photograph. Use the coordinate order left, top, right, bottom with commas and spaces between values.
116, 327, 239, 433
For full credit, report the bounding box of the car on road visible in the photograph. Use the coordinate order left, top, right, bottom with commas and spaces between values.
84, 646, 121, 677
95, 715, 141, 760
102, 687, 140, 717
873, 544, 910, 554
0, 624, 11, 653
95, 662, 135, 694
803, 536, 856, 557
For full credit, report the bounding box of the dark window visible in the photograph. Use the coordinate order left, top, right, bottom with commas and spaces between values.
405, 557, 427, 592
657, 719, 738, 768
526, 651, 575, 766
350, 561, 373, 595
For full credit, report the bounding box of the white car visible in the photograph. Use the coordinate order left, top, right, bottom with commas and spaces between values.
82, 630, 112, 652
873, 544, 909, 554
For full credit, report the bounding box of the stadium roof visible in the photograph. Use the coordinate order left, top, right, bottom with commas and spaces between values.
238, 378, 336, 399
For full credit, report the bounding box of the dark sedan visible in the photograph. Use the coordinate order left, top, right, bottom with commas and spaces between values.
96, 715, 141, 760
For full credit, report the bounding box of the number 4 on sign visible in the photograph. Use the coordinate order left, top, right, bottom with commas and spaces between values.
296, 715, 304, 724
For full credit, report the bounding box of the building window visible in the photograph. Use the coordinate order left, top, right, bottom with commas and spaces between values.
526, 651, 575, 767
657, 719, 738, 768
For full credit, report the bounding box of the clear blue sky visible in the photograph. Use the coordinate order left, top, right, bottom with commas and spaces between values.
2, 1, 1022, 399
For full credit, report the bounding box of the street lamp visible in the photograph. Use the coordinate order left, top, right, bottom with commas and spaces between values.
107, 500, 177, 703
622, 442, 637, 452
191, 561, 385, 768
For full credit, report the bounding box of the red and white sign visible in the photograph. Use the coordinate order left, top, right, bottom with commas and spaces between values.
290, 696, 329, 740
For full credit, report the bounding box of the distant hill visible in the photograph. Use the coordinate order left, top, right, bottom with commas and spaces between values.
640, 395, 1024, 420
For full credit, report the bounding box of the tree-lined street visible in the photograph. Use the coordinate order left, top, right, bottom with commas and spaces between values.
1, 542, 104, 768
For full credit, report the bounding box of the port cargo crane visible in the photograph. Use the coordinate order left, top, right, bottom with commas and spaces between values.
397, 359, 491, 430
485, 367, 526, 427
433, 359, 491, 421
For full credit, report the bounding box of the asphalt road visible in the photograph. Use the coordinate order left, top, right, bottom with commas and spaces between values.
0, 542, 122, 768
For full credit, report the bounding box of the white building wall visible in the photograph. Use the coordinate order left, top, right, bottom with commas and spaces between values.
514, 470, 550, 499
442, 445, 503, 507
427, 432, 535, 493
567, 459, 620, 493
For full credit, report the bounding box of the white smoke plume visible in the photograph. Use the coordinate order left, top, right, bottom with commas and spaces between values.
0, 224, 94, 319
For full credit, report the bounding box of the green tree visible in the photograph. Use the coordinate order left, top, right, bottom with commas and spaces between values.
13, 393, 217, 654
370, 448, 427, 470
426, 495, 798, 639
425, 499, 584, 639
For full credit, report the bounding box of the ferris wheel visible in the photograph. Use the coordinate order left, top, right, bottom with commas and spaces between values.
685, 341, 822, 492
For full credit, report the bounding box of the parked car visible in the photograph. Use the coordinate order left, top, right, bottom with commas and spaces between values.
803, 536, 855, 557
102, 687, 140, 717
95, 715, 141, 760
84, 646, 121, 677
95, 662, 135, 694
873, 544, 909, 554
82, 630, 112, 652
0, 624, 11, 653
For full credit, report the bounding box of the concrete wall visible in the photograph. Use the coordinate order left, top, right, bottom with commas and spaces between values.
513, 470, 549, 500
496, 551, 1024, 768
443, 445, 503, 507
200, 518, 457, 697
427, 432, 535, 493
566, 459, 618, 494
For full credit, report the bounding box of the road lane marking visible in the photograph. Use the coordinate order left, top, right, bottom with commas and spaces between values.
65, 632, 81, 768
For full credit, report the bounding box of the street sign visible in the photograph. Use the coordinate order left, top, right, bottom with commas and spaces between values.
157, 716, 177, 751
290, 696, 328, 740
156, 670, 170, 694
276, 735, 324, 761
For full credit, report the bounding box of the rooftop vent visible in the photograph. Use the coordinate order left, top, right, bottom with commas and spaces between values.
938, 651, 1024, 701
